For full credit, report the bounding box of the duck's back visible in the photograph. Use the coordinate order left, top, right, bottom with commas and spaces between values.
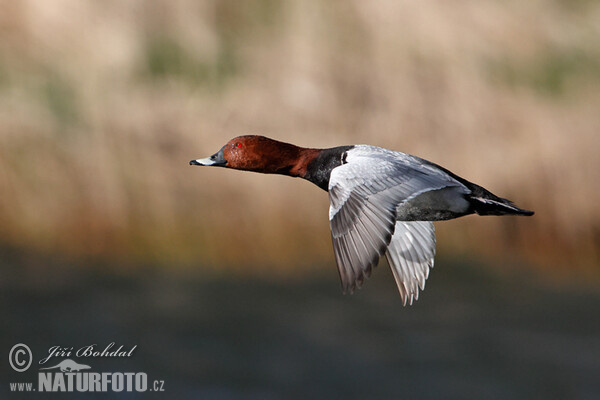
334, 145, 532, 221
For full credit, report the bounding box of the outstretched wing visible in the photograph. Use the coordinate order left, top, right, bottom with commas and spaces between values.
385, 221, 436, 305
328, 146, 455, 294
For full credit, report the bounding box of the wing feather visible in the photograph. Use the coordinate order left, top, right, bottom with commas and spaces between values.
385, 221, 436, 305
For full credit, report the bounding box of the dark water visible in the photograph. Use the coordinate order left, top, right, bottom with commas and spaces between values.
2, 251, 599, 399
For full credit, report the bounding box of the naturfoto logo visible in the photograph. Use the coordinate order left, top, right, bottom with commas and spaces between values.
8, 343, 165, 394
38, 360, 148, 393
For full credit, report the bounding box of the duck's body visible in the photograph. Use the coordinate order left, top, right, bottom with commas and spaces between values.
190, 135, 533, 304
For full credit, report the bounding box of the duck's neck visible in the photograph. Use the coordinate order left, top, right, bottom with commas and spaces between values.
254, 142, 320, 178
251, 138, 353, 191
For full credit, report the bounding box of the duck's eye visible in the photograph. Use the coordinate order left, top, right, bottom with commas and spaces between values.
236, 142, 243, 148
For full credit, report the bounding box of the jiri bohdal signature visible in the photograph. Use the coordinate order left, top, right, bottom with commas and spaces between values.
39, 343, 137, 365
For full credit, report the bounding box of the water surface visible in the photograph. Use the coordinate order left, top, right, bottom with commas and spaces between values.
2, 253, 599, 399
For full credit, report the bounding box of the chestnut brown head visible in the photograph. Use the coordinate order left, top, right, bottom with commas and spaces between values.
190, 135, 309, 175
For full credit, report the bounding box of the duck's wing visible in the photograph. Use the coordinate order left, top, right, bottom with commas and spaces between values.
328, 146, 456, 295
385, 221, 435, 305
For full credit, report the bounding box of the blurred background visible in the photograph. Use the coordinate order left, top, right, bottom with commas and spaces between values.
1, 1, 599, 399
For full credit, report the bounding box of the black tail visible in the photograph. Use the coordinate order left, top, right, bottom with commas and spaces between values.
417, 158, 534, 217
468, 184, 534, 216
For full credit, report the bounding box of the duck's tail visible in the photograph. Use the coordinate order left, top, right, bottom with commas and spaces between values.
467, 184, 534, 216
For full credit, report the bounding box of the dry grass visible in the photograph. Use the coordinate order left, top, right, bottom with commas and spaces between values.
0, 0, 598, 272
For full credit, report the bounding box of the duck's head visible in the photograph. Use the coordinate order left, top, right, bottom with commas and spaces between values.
190, 135, 311, 175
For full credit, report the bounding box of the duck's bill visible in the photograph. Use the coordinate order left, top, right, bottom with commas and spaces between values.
189, 147, 227, 167
189, 157, 219, 166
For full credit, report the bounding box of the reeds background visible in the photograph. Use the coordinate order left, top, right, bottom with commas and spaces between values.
0, 0, 598, 273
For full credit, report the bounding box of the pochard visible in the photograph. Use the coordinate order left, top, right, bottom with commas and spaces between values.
190, 136, 533, 304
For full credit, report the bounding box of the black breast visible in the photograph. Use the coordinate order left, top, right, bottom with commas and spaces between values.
304, 146, 354, 191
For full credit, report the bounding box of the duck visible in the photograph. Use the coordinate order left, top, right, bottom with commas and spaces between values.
190, 135, 534, 305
